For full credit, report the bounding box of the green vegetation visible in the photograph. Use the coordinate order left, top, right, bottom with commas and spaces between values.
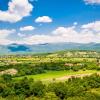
15, 70, 99, 81
0, 50, 100, 99
1, 74, 100, 100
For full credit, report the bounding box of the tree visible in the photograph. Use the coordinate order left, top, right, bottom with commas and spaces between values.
1, 74, 12, 83
30, 81, 46, 97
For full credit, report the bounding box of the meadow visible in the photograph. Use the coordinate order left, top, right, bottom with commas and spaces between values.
0, 50, 100, 100
15, 70, 99, 82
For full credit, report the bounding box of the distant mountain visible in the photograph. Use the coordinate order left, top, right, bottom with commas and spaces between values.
0, 42, 100, 54
7, 43, 31, 52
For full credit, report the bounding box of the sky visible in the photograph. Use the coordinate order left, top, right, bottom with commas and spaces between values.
0, 0, 100, 45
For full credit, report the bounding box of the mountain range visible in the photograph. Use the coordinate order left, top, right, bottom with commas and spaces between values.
0, 43, 100, 55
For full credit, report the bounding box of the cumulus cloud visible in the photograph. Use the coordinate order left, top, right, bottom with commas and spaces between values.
81, 21, 100, 32
84, 0, 100, 4
0, 21, 100, 45
52, 26, 77, 36
0, 0, 33, 23
35, 16, 52, 23
0, 29, 15, 45
22, 21, 100, 44
51, 28, 99, 43
20, 26, 35, 31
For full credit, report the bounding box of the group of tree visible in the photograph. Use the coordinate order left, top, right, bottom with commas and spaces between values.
0, 74, 100, 100
0, 60, 99, 77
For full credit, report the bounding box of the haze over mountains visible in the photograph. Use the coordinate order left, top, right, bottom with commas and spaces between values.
0, 42, 100, 54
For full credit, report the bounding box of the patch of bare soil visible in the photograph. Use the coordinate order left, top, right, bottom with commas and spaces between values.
0, 69, 18, 75
56, 73, 92, 81
44, 73, 99, 82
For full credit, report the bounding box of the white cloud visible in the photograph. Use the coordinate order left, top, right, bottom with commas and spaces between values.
51, 27, 99, 43
20, 26, 35, 31
0, 29, 15, 45
82, 21, 100, 32
0, 29, 15, 39
22, 21, 100, 44
17, 33, 25, 37
52, 26, 77, 36
84, 0, 100, 4
35, 16, 52, 23
0, 0, 33, 23
0, 21, 100, 45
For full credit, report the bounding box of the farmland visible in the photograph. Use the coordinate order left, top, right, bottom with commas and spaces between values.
0, 50, 100, 100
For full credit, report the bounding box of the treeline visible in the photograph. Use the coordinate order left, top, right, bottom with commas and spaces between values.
0, 61, 99, 77
0, 74, 100, 100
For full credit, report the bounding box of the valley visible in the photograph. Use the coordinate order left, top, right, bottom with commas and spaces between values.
0, 50, 100, 100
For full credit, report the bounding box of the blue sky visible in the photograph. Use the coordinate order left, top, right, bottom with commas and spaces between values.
0, 0, 100, 44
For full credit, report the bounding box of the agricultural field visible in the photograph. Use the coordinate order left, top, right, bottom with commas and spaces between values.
0, 50, 100, 100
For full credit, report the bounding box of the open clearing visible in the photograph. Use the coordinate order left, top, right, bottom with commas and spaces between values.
15, 70, 100, 82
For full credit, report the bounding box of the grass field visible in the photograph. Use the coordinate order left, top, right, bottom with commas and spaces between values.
15, 70, 99, 82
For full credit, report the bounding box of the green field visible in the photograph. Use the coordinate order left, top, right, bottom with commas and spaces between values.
0, 51, 100, 99
15, 70, 99, 82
